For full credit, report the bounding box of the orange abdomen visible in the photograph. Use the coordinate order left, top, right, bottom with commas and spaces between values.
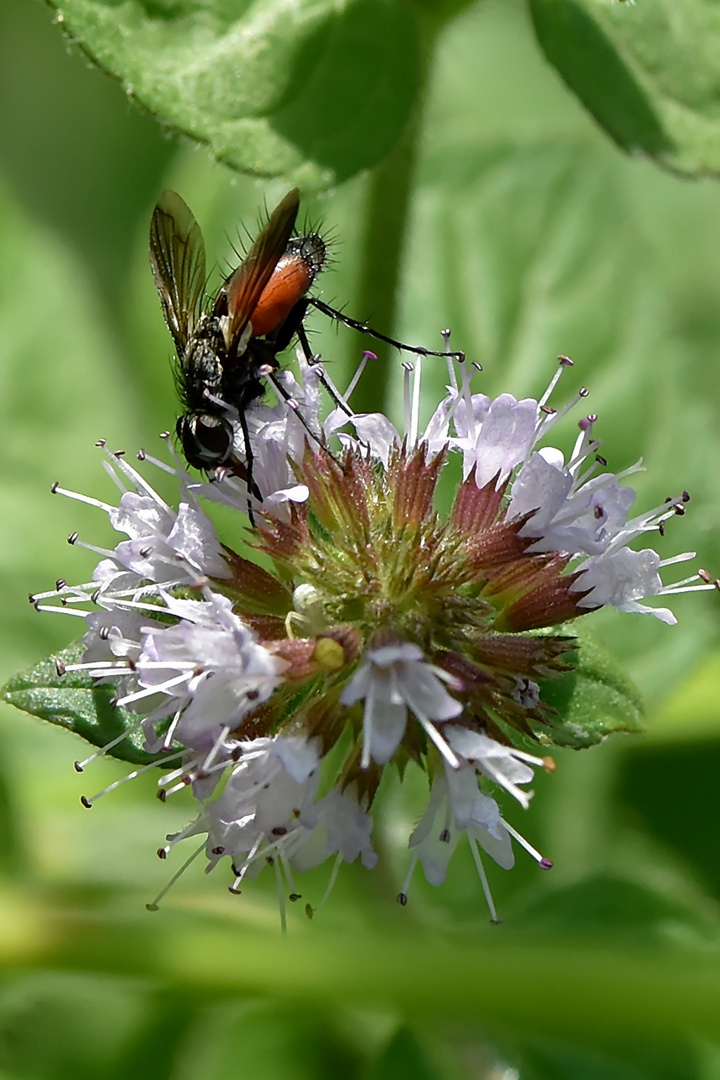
250, 255, 313, 338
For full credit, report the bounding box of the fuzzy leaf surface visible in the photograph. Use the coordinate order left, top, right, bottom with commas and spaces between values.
538, 624, 645, 749
46, 0, 419, 189
1, 641, 160, 766
529, 0, 720, 177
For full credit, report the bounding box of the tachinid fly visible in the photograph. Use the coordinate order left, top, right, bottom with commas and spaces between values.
150, 190, 464, 497
149, 188, 323, 482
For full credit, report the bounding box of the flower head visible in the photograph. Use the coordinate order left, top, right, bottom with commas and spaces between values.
31, 350, 714, 925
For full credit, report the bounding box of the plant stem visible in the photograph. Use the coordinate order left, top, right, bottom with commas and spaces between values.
349, 16, 439, 416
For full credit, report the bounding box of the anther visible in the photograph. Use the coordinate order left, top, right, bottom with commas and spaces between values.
67, 532, 78, 545
114, 450, 126, 458
440, 828, 451, 843
55, 658, 66, 677
80, 796, 92, 809
211, 846, 224, 855
305, 904, 314, 920
137, 449, 146, 461
160, 431, 170, 440
55, 579, 67, 591
698, 568, 712, 583
579, 387, 589, 398
397, 892, 408, 906
95, 439, 107, 448
99, 626, 109, 640
271, 826, 287, 836
108, 697, 118, 708
471, 361, 482, 372
362, 350, 377, 361
540, 858, 554, 870
157, 847, 168, 860
73, 761, 83, 773
51, 481, 59, 494
558, 355, 574, 366
289, 893, 301, 902
595, 454, 607, 466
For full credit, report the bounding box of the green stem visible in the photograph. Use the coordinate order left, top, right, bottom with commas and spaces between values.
349, 16, 439, 416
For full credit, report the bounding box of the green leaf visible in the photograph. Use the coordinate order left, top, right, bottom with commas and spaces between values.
538, 624, 644, 749
644, 649, 720, 744
529, 0, 720, 178
0, 176, 143, 681
369, 1028, 442, 1080
47, 0, 420, 189
1, 642, 160, 767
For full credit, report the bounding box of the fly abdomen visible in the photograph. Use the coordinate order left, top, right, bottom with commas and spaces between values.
182, 315, 227, 410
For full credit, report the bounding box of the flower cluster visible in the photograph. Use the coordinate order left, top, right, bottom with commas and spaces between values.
31, 351, 711, 925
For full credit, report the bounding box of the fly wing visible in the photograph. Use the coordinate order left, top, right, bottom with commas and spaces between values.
220, 188, 300, 351
149, 190, 207, 356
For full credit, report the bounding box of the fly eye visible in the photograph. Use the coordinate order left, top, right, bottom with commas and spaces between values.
177, 413, 233, 470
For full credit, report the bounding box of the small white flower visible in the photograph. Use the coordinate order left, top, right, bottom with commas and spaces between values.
574, 547, 677, 623
136, 594, 286, 748
204, 736, 321, 875
510, 448, 637, 556
409, 770, 514, 881
341, 641, 463, 768
444, 725, 546, 810
291, 787, 378, 872
453, 393, 540, 487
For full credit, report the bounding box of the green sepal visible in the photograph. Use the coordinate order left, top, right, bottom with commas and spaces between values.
1, 641, 164, 766
536, 623, 645, 749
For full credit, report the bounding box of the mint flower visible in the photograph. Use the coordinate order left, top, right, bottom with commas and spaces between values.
26, 352, 713, 925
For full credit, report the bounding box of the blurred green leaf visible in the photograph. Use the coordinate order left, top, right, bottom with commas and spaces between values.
512, 873, 720, 949
645, 650, 720, 744
406, 141, 668, 456
3, 891, 720, 1048
529, 0, 720, 178
538, 624, 644, 749
1, 642, 160, 767
516, 1036, 698, 1080
171, 999, 363, 1080
47, 0, 420, 189
618, 739, 720, 900
0, 973, 152, 1080
0, 177, 143, 682
369, 1027, 442, 1080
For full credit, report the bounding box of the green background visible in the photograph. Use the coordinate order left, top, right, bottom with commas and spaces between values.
2, 0, 720, 1076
